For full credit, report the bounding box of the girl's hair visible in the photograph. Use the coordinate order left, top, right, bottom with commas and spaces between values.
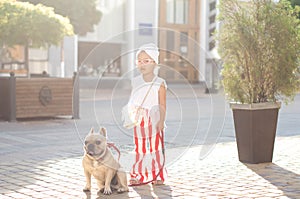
136, 43, 159, 64
136, 43, 160, 75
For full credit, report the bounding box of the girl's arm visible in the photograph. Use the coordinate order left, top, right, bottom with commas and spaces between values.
157, 82, 166, 132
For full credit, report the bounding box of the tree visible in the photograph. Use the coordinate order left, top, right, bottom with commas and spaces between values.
0, 0, 73, 71
288, 0, 300, 6
217, 0, 300, 104
286, 0, 300, 18
18, 0, 102, 36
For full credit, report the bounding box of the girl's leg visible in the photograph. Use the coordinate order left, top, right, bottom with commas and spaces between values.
131, 118, 167, 184
130, 119, 147, 183
149, 127, 167, 183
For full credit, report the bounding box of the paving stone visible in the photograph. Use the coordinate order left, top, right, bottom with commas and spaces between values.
1, 136, 300, 198
277, 196, 291, 199
0, 196, 14, 199
4, 192, 28, 199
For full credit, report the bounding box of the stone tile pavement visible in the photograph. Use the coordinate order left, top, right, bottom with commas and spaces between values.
0, 135, 299, 199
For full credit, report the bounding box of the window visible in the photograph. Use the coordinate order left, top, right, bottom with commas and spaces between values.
209, 27, 216, 37
209, 40, 216, 51
166, 0, 189, 24
209, 1, 216, 12
167, 31, 175, 51
209, 14, 216, 25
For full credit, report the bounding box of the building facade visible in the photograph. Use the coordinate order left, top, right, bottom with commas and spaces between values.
0, 0, 219, 85
78, 0, 219, 85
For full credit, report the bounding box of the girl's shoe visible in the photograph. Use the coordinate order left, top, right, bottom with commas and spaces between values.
152, 180, 164, 185
129, 178, 141, 185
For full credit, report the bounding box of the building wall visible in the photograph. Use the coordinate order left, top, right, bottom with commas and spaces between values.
133, 0, 158, 48
200, 0, 219, 87
78, 0, 159, 78
78, 0, 218, 84
78, 0, 127, 78
129, 0, 159, 74
79, 0, 126, 43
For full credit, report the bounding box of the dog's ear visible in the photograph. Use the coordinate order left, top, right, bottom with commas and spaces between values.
99, 127, 106, 137
89, 127, 95, 135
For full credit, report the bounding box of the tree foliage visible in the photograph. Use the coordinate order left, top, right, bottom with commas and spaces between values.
217, 0, 300, 104
18, 0, 102, 36
0, 0, 74, 70
0, 0, 73, 47
286, 0, 300, 18
288, 0, 300, 6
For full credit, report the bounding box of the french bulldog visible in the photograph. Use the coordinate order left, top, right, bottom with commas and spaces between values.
82, 127, 128, 195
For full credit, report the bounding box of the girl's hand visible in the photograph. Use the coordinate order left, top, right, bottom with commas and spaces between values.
156, 120, 165, 132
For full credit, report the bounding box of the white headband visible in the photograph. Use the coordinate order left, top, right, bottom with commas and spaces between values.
136, 43, 159, 64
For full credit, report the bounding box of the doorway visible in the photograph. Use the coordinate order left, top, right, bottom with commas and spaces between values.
158, 0, 201, 83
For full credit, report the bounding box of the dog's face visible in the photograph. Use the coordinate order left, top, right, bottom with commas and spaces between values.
84, 127, 107, 158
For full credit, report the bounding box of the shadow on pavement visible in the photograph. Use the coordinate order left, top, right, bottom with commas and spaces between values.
0, 154, 88, 197
245, 163, 300, 198
0, 154, 134, 198
0, 153, 172, 198
153, 184, 173, 198
132, 184, 172, 198
83, 190, 130, 199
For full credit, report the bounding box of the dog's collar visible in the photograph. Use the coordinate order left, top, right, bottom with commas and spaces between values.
95, 147, 107, 162
85, 142, 121, 162
94, 143, 121, 162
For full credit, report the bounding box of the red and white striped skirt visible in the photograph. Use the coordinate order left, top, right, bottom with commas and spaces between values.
130, 117, 167, 183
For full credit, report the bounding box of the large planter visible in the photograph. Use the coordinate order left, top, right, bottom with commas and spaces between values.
0, 72, 79, 121
230, 102, 281, 164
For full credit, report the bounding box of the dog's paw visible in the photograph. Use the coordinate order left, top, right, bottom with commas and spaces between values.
97, 188, 104, 195
117, 187, 129, 193
103, 187, 113, 195
83, 187, 91, 192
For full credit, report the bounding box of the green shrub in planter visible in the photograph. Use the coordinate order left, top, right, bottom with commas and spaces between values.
218, 0, 300, 104
217, 0, 300, 163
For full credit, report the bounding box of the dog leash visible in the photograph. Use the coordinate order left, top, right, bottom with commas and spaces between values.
106, 136, 165, 187
107, 142, 121, 161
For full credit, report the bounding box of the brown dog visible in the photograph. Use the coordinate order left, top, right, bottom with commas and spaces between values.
82, 127, 128, 195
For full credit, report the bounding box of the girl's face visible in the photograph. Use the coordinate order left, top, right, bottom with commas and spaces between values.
136, 51, 156, 76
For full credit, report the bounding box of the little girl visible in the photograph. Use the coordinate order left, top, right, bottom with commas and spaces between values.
127, 43, 167, 185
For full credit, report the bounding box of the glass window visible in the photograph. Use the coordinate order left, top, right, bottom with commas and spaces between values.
209, 1, 216, 12
209, 27, 216, 37
209, 40, 216, 51
180, 32, 188, 56
167, 31, 175, 51
166, 0, 189, 24
209, 14, 216, 25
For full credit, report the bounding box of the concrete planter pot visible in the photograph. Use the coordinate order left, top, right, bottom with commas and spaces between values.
230, 102, 281, 164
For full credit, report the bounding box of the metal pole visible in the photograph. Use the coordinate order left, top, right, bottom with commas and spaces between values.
9, 72, 16, 122
72, 72, 80, 119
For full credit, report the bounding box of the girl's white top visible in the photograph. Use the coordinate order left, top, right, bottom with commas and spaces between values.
129, 75, 166, 109
128, 75, 167, 126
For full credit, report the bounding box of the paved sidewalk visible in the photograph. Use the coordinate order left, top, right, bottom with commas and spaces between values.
1, 86, 300, 198
0, 135, 299, 199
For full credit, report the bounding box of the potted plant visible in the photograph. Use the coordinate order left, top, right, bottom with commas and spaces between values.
217, 0, 300, 163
